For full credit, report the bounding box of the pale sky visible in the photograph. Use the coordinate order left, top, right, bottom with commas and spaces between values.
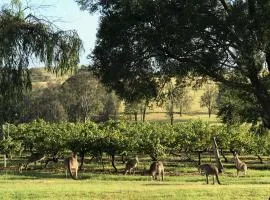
0, 0, 99, 65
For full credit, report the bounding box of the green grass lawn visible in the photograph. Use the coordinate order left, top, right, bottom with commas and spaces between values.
0, 167, 269, 200
1, 154, 269, 200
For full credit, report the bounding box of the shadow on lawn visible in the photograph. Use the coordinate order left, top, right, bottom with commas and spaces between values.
0, 169, 66, 180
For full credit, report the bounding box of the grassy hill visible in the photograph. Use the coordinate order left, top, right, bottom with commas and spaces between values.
141, 85, 219, 123
30, 68, 71, 90
29, 68, 219, 123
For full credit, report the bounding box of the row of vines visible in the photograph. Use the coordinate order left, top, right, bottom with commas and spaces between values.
0, 120, 269, 171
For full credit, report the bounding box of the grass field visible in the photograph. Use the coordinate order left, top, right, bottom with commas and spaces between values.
0, 170, 269, 200
1, 155, 270, 200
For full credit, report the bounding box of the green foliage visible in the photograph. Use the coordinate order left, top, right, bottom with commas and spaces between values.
216, 84, 261, 126
101, 92, 121, 121
76, 0, 270, 128
66, 121, 99, 156
134, 122, 176, 160
3, 119, 270, 160
16, 120, 68, 154
200, 85, 218, 118
214, 124, 254, 154
173, 120, 212, 153
0, 3, 83, 124
60, 69, 107, 122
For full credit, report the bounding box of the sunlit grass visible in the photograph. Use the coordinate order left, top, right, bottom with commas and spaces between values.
1, 154, 269, 200
0, 168, 269, 200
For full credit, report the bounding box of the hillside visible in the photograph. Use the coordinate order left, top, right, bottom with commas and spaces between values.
143, 84, 219, 123
29, 68, 218, 122
30, 68, 71, 90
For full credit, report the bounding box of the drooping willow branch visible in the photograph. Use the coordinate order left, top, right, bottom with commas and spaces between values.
0, 8, 83, 99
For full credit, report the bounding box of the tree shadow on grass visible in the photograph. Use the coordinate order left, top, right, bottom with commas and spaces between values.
0, 169, 65, 180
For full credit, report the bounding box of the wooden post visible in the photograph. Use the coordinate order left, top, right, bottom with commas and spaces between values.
212, 137, 224, 173
2, 124, 6, 168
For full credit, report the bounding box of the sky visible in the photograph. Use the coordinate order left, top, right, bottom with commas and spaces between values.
0, 0, 100, 65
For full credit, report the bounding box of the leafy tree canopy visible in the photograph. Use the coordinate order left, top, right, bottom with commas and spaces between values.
217, 84, 261, 126
76, 0, 270, 128
0, 1, 83, 123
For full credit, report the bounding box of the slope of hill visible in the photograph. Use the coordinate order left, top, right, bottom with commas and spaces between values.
30, 68, 71, 90
29, 68, 218, 122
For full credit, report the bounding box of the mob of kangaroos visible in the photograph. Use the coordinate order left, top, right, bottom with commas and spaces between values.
124, 156, 139, 175
19, 152, 46, 173
233, 152, 247, 177
198, 164, 221, 185
149, 161, 164, 181
64, 153, 79, 180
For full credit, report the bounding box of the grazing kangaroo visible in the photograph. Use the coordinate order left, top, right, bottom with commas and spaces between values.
233, 152, 247, 177
19, 152, 46, 173
198, 164, 221, 185
64, 154, 79, 180
124, 156, 139, 175
149, 161, 164, 181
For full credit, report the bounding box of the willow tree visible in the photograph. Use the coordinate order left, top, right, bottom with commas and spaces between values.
0, 2, 83, 123
76, 0, 270, 128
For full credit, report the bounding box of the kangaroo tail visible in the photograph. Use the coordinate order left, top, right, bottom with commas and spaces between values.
68, 161, 77, 180
216, 175, 221, 185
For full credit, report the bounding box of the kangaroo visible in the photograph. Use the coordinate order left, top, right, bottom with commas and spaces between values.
64, 154, 79, 180
149, 161, 164, 181
124, 156, 139, 175
233, 152, 247, 177
198, 164, 221, 185
19, 152, 46, 173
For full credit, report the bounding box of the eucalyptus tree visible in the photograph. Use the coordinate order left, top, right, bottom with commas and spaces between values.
32, 88, 68, 122
76, 0, 270, 128
124, 101, 141, 121
157, 78, 192, 124
60, 69, 106, 122
175, 87, 192, 117
101, 92, 121, 121
160, 80, 178, 125
200, 85, 218, 118
0, 1, 83, 124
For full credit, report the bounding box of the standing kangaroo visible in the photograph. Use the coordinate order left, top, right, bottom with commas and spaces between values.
124, 156, 139, 175
64, 154, 79, 180
19, 152, 46, 173
198, 164, 221, 185
149, 161, 164, 181
233, 152, 247, 177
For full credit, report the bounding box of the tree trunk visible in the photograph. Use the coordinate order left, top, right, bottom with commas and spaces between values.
249, 75, 270, 128
111, 154, 117, 172
44, 156, 58, 168
220, 148, 228, 163
257, 155, 263, 164
170, 111, 174, 125
134, 112, 138, 121
150, 153, 157, 161
266, 46, 270, 73
212, 137, 224, 173
170, 101, 174, 125
198, 151, 201, 165
101, 156, 105, 171
142, 106, 146, 122
121, 154, 126, 164
44, 151, 58, 168
179, 106, 182, 116
79, 152, 85, 171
